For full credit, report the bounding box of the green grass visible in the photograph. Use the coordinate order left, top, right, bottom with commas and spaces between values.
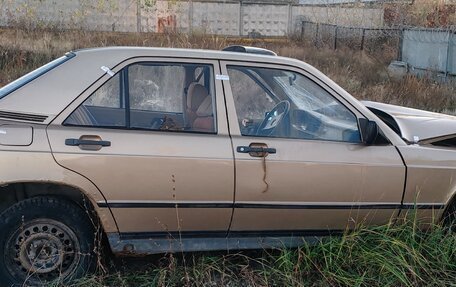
64, 218, 455, 287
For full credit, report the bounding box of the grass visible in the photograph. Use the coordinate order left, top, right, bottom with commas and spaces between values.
0, 28, 455, 286
65, 217, 455, 287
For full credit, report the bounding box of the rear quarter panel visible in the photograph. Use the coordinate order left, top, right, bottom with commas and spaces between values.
0, 121, 117, 232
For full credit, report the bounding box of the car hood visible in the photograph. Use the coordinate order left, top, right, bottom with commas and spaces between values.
362, 101, 456, 144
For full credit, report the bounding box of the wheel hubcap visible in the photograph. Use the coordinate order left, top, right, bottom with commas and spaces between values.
6, 219, 81, 283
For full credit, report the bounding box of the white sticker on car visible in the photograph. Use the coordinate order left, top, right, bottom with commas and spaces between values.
216, 74, 229, 81
0, 130, 6, 134
101, 66, 115, 77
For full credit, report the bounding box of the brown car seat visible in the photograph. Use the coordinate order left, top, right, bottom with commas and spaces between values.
186, 83, 214, 132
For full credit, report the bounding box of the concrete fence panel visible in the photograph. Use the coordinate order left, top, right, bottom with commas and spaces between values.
0, 0, 138, 32
402, 29, 451, 73
93, 0, 137, 32
141, 1, 190, 33
242, 4, 289, 37
0, 0, 385, 36
192, 1, 239, 36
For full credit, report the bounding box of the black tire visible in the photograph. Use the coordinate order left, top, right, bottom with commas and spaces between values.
0, 196, 96, 286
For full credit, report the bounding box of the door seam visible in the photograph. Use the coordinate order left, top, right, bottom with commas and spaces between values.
218, 60, 237, 236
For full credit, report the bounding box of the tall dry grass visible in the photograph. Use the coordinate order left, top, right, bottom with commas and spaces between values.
1, 28, 455, 113
67, 217, 455, 287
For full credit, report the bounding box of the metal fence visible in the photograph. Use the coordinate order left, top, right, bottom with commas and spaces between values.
401, 29, 456, 76
301, 20, 402, 51
301, 20, 456, 77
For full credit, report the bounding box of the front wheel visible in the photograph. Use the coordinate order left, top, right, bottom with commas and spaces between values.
0, 197, 96, 286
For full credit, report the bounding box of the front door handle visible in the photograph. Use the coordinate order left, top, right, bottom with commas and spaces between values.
65, 135, 111, 151
237, 143, 276, 157
65, 138, 111, 147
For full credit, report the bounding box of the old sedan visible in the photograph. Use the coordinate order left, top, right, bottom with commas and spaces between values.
0, 46, 454, 285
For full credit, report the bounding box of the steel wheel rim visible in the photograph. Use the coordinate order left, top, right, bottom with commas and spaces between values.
5, 218, 81, 283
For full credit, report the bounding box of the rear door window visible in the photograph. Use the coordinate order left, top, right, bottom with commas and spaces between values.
65, 62, 216, 134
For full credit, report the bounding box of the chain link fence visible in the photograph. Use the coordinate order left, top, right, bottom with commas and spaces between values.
301, 20, 402, 52
301, 20, 456, 77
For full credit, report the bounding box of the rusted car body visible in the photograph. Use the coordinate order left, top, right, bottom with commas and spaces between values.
0, 46, 454, 285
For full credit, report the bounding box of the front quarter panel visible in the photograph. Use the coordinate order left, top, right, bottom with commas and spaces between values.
398, 145, 456, 223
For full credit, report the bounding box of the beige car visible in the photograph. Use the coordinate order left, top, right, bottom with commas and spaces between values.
0, 46, 454, 285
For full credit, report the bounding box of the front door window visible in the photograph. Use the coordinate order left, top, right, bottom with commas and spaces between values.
227, 66, 361, 143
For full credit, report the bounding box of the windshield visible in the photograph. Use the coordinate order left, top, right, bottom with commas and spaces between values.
0, 52, 75, 100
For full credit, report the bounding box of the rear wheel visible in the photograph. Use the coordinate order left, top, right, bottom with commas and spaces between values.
0, 196, 96, 286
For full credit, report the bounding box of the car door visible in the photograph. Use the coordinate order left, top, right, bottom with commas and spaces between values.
47, 58, 234, 236
220, 61, 406, 234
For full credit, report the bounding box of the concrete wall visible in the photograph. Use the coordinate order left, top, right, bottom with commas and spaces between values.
191, 1, 240, 35
242, 3, 290, 36
0, 0, 384, 36
0, 0, 138, 32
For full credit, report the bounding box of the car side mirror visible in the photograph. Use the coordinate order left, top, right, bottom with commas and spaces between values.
359, 118, 378, 145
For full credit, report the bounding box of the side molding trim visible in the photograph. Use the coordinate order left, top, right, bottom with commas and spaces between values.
98, 201, 445, 210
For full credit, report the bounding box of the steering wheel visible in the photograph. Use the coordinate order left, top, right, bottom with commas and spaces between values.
256, 100, 290, 136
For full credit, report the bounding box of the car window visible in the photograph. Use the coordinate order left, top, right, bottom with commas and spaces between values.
227, 66, 361, 143
65, 73, 125, 127
65, 62, 216, 134
129, 64, 185, 113
227, 68, 277, 121
128, 63, 215, 133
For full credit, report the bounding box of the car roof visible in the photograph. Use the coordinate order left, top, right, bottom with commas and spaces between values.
73, 46, 284, 62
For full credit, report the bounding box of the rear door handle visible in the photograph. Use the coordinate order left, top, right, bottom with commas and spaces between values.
65, 138, 111, 147
65, 135, 111, 151
237, 144, 276, 157
237, 146, 276, 154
